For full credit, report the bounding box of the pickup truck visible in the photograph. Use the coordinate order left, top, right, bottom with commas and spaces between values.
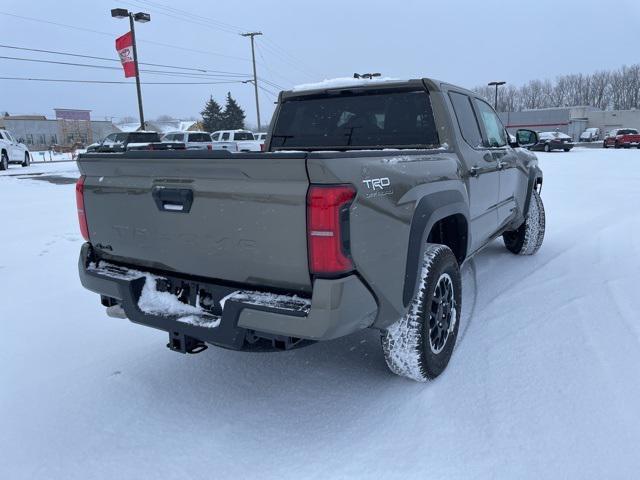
211, 129, 261, 152
0, 128, 31, 169
76, 78, 545, 382
86, 131, 186, 153
602, 128, 640, 148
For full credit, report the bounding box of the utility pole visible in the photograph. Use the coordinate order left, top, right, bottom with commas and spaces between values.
241, 32, 262, 131
488, 81, 506, 111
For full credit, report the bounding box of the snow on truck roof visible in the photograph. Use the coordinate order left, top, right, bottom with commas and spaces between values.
291, 77, 402, 92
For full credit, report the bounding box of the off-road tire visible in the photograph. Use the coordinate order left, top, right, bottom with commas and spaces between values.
22, 152, 30, 167
381, 244, 461, 382
503, 189, 545, 255
0, 152, 8, 171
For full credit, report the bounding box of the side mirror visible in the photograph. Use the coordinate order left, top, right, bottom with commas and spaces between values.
515, 129, 538, 148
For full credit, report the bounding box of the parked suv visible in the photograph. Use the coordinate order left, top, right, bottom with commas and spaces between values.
86, 131, 186, 152
76, 78, 545, 382
162, 131, 215, 150
0, 128, 30, 169
211, 129, 261, 152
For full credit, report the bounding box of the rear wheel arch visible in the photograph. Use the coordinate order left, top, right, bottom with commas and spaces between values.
403, 191, 469, 307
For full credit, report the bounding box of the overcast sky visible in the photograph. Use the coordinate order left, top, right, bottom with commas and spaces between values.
2, 0, 638, 127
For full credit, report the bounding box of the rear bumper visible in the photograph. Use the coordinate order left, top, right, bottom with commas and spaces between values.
78, 243, 377, 350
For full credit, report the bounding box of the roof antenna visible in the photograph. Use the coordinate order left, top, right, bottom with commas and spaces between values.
353, 73, 382, 79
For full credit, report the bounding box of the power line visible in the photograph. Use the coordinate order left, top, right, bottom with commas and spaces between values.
0, 55, 252, 81
0, 76, 246, 85
0, 11, 249, 62
0, 43, 250, 75
123, 0, 246, 35
114, 1, 320, 81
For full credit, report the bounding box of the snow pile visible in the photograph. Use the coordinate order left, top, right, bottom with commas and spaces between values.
138, 274, 221, 328
292, 76, 401, 92
221, 290, 311, 313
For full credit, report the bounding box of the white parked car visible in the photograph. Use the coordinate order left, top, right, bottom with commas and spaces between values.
579, 127, 601, 142
0, 129, 30, 169
162, 131, 216, 150
211, 129, 261, 152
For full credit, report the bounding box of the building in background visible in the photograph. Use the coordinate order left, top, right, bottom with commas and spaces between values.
0, 109, 117, 151
499, 107, 640, 140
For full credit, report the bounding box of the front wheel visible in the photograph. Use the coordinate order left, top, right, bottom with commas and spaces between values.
22, 152, 30, 167
563, 148, 570, 152
381, 244, 461, 382
0, 152, 8, 171
543, 143, 551, 152
503, 189, 546, 255
603, 142, 608, 148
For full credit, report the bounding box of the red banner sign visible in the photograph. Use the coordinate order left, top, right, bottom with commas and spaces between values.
116, 31, 136, 78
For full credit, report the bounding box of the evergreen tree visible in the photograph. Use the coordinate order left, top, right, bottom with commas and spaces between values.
222, 92, 246, 129
200, 96, 224, 132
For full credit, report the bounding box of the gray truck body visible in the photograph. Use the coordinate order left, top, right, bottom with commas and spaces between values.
77, 78, 542, 352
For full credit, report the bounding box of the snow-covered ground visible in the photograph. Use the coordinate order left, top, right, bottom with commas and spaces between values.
1, 148, 639, 479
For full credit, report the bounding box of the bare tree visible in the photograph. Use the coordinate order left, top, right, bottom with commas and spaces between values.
473, 63, 640, 112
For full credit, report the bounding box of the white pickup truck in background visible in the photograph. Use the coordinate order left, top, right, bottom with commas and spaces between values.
211, 129, 262, 152
0, 128, 31, 169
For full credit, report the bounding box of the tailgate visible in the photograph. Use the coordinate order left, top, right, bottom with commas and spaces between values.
77, 151, 311, 293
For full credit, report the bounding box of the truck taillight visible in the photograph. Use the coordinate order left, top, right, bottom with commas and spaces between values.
307, 185, 355, 276
75, 175, 90, 241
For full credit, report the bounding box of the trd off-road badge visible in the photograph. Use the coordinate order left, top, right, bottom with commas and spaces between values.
362, 177, 393, 198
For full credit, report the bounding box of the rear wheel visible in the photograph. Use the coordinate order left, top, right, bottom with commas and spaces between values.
563, 148, 570, 152
603, 142, 608, 148
615, 141, 621, 149
381, 244, 461, 382
0, 152, 8, 171
503, 189, 545, 255
22, 152, 30, 167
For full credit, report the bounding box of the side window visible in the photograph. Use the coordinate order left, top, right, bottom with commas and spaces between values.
104, 133, 116, 143
221, 132, 230, 141
0, 131, 4, 140
475, 99, 507, 148
449, 92, 483, 148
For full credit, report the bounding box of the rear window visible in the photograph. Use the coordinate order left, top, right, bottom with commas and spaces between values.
271, 89, 439, 150
127, 132, 160, 143
234, 132, 255, 140
618, 129, 638, 135
187, 133, 211, 142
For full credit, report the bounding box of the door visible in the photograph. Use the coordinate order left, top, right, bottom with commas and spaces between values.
448, 91, 501, 252
6, 131, 21, 161
473, 99, 521, 229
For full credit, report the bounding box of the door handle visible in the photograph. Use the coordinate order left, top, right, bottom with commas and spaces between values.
152, 186, 194, 213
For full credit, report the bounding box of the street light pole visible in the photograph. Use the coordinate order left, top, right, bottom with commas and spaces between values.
488, 81, 506, 111
128, 13, 145, 130
241, 32, 262, 131
112, 8, 150, 130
